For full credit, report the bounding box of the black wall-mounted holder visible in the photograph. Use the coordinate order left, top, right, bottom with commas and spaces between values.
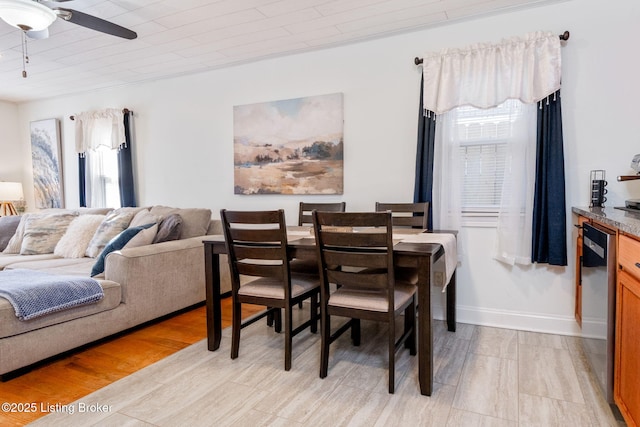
590, 170, 607, 208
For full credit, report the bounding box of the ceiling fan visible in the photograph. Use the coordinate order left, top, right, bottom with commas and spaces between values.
0, 0, 137, 40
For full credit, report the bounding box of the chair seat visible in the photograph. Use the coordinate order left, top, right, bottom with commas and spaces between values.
328, 282, 416, 312
238, 273, 319, 299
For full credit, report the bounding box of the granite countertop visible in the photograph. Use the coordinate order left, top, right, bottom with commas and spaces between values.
572, 206, 640, 237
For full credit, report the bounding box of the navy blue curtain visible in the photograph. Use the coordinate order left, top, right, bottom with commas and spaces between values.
413, 75, 436, 230
78, 155, 86, 207
532, 90, 567, 265
118, 111, 136, 207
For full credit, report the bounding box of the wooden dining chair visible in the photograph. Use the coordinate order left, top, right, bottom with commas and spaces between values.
312, 211, 417, 393
298, 202, 346, 226
292, 201, 347, 297
220, 209, 320, 371
375, 202, 429, 229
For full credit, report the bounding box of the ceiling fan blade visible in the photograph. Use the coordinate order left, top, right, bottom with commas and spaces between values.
55, 8, 137, 40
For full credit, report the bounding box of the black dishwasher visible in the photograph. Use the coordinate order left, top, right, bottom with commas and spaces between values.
581, 222, 617, 410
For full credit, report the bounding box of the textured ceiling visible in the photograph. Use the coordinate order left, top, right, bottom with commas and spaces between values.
0, 0, 561, 103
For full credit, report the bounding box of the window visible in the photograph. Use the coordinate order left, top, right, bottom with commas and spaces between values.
453, 100, 531, 216
85, 147, 121, 208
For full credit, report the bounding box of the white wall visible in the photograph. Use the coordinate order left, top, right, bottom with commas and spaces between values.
13, 0, 640, 335
0, 100, 24, 182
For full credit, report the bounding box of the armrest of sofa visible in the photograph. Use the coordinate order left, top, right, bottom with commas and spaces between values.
103, 236, 232, 310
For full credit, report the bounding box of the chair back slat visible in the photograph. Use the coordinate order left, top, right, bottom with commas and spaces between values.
299, 202, 346, 226
320, 230, 387, 248
323, 249, 388, 269
224, 209, 282, 224
326, 269, 388, 290
236, 261, 284, 279
229, 227, 282, 244
375, 202, 429, 229
234, 245, 283, 261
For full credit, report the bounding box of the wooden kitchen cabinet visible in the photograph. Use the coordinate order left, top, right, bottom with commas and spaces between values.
615, 234, 640, 427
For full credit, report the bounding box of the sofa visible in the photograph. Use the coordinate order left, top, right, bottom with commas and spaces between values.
0, 205, 232, 378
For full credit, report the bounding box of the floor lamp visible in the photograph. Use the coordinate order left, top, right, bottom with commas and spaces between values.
0, 181, 23, 216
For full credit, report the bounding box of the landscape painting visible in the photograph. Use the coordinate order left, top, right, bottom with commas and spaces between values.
30, 118, 64, 208
233, 93, 343, 195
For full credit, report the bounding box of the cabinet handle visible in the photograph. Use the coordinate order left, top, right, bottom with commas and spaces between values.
635, 262, 640, 269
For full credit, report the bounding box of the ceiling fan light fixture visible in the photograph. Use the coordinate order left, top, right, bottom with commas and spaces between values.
0, 0, 56, 31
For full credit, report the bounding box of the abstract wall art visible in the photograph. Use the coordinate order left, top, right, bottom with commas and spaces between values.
30, 118, 64, 208
233, 93, 344, 195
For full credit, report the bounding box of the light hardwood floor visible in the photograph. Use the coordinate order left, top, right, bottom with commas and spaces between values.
0, 299, 262, 426
21, 305, 626, 426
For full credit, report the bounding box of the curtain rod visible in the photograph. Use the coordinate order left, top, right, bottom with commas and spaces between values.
413, 31, 570, 66
70, 108, 132, 121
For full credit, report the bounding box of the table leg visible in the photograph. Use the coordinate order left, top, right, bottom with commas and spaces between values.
204, 244, 221, 351
417, 255, 433, 396
446, 270, 456, 332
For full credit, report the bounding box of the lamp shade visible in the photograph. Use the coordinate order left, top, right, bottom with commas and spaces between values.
0, 0, 56, 31
0, 182, 24, 200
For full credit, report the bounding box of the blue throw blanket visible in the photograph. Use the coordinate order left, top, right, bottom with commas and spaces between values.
0, 269, 104, 321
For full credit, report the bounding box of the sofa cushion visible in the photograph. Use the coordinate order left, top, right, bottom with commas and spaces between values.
0, 253, 60, 270
40, 208, 114, 215
54, 214, 106, 258
149, 206, 211, 239
4, 257, 93, 272
128, 209, 158, 228
85, 211, 135, 258
124, 223, 158, 248
20, 213, 78, 255
152, 213, 183, 244
2, 213, 33, 254
0, 279, 121, 339
91, 224, 155, 277
0, 216, 21, 252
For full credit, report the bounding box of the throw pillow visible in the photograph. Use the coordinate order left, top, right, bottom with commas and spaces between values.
20, 213, 78, 255
90, 223, 155, 277
152, 213, 183, 244
2, 213, 33, 254
123, 223, 158, 248
85, 211, 135, 258
0, 215, 21, 252
149, 206, 211, 239
128, 209, 158, 228
54, 214, 106, 258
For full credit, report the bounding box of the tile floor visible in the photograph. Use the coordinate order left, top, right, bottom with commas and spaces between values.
30, 309, 626, 426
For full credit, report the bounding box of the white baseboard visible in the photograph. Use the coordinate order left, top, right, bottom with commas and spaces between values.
431, 304, 582, 337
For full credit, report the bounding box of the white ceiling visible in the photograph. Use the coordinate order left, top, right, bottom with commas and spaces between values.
0, 0, 561, 103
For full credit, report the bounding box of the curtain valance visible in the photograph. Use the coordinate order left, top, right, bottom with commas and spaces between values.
422, 31, 561, 114
74, 108, 125, 154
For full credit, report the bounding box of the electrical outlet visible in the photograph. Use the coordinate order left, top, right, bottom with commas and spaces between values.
434, 271, 445, 287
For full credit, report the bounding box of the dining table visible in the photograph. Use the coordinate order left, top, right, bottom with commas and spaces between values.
202, 227, 457, 397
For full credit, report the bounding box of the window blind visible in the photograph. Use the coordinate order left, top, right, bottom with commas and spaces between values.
454, 100, 528, 213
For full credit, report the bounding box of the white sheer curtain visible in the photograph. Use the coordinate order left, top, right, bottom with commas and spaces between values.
423, 31, 561, 265
432, 109, 463, 234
